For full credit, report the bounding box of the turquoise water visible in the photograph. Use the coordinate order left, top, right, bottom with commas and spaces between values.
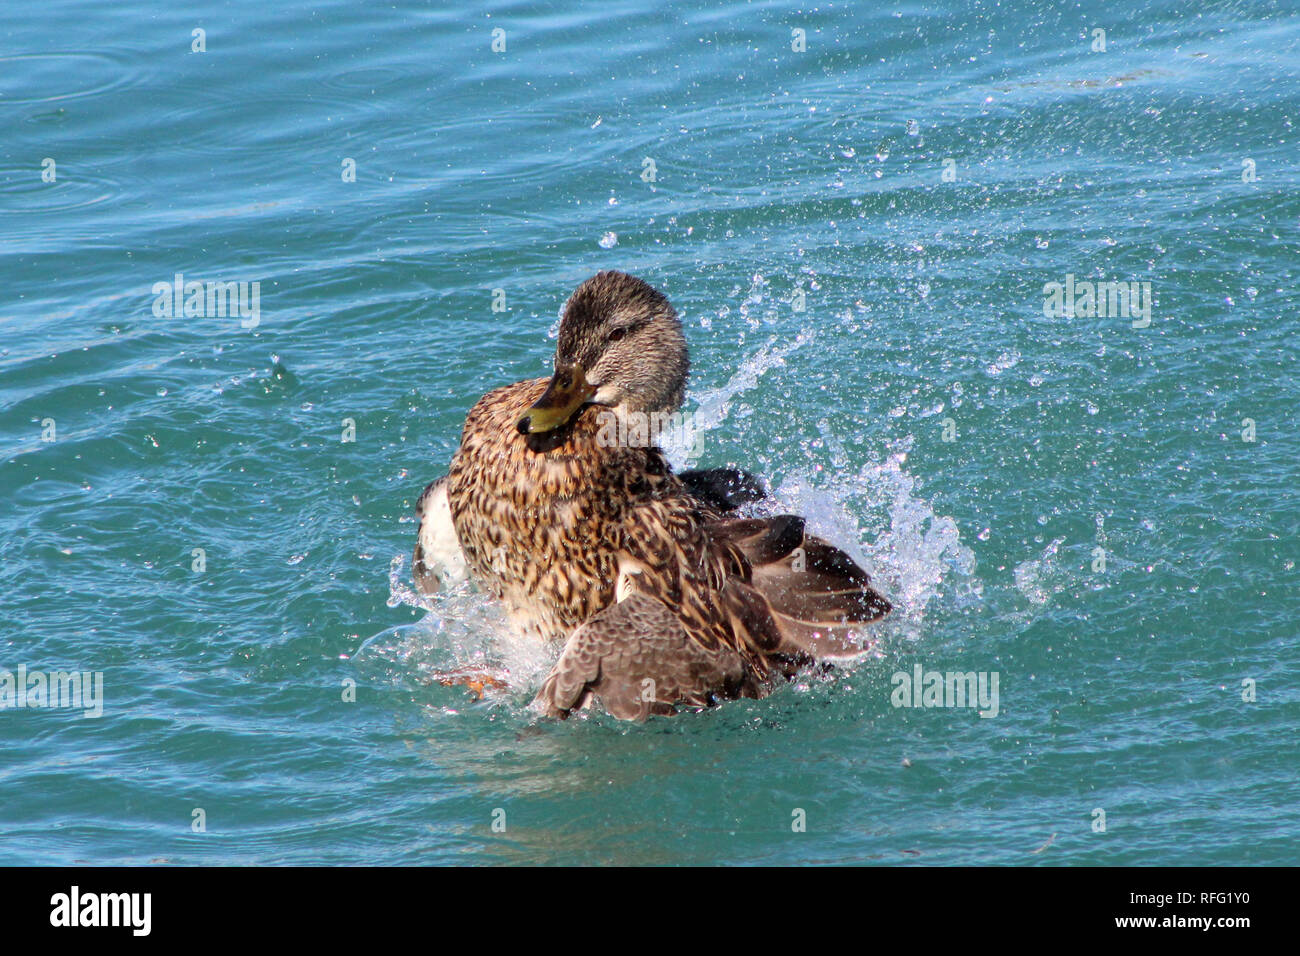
2, 0, 1297, 866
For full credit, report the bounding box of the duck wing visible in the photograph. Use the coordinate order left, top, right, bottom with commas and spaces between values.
412, 475, 468, 595
532, 592, 767, 721
677, 467, 766, 512
706, 515, 892, 659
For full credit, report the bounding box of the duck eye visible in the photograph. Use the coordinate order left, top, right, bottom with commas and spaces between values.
607, 327, 628, 342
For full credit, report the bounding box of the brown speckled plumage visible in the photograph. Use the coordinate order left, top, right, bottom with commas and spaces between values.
447, 376, 675, 643
440, 271, 892, 720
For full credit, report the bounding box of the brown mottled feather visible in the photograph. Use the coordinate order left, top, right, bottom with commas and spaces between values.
533, 593, 763, 720
445, 379, 892, 718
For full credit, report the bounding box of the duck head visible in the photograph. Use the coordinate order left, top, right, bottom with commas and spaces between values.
517, 271, 689, 435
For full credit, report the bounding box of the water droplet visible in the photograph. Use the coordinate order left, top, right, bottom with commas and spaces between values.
598, 231, 618, 249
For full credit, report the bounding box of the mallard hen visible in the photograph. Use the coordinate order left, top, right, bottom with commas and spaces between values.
435, 270, 890, 719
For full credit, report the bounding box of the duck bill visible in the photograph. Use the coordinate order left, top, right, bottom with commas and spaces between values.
517, 363, 597, 434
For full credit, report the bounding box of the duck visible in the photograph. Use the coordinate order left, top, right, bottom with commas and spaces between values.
414, 464, 765, 594
413, 283, 764, 593
431, 270, 891, 719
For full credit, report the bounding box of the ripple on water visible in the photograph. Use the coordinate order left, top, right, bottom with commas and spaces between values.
0, 50, 138, 105
0, 165, 120, 215
319, 67, 408, 94
141, 88, 389, 157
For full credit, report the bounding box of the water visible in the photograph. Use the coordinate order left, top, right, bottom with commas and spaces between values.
2, 0, 1297, 865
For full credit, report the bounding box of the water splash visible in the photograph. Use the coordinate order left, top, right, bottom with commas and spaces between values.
682, 337, 977, 626
1013, 536, 1070, 605
737, 273, 772, 328
370, 555, 555, 699
772, 443, 976, 624
378, 333, 977, 706
665, 331, 812, 466
385, 553, 427, 611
